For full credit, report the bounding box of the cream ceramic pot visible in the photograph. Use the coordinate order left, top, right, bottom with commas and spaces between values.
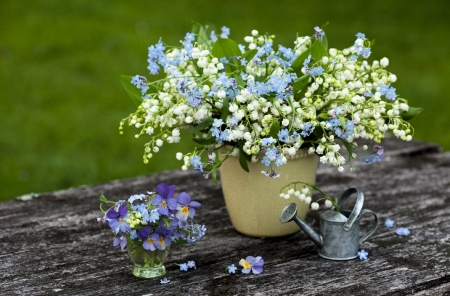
219, 148, 319, 237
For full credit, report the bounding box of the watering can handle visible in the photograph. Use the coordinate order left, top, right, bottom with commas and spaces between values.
338, 188, 364, 231
359, 209, 379, 244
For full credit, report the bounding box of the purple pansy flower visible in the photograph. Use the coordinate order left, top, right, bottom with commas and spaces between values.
107, 204, 131, 234
137, 225, 152, 239
113, 234, 127, 250
155, 228, 173, 250
176, 192, 201, 221
142, 233, 160, 251
152, 183, 178, 215
239, 256, 264, 274
157, 223, 175, 236
152, 190, 177, 216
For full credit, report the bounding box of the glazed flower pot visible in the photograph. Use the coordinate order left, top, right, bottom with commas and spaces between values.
127, 238, 170, 278
219, 148, 319, 237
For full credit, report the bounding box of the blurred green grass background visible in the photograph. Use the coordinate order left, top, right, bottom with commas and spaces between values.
1, 0, 449, 202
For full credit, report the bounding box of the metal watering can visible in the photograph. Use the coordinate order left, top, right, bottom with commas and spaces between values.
279, 188, 378, 260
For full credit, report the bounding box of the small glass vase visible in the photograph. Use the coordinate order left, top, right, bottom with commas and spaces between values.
127, 238, 170, 278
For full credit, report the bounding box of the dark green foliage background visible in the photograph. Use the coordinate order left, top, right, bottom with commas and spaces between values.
1, 0, 448, 201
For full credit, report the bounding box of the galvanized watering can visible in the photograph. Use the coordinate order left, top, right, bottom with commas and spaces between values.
279, 188, 378, 260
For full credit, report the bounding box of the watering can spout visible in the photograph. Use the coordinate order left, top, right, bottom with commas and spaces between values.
279, 203, 323, 249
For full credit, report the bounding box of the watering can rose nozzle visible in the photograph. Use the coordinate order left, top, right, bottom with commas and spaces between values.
279, 203, 323, 248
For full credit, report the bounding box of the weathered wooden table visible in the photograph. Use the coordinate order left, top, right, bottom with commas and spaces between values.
1, 137, 449, 295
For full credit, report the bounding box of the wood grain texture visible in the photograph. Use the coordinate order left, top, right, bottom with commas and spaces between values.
1, 138, 449, 296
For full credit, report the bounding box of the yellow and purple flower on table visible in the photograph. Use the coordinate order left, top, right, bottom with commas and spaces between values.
239, 256, 264, 274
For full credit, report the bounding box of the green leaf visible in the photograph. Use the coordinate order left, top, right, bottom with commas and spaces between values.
212, 38, 242, 59
268, 120, 280, 139
292, 74, 310, 94
192, 22, 210, 47
120, 75, 143, 106
192, 60, 203, 75
312, 126, 324, 139
365, 38, 376, 48
317, 113, 329, 120
320, 35, 328, 52
339, 139, 355, 160
99, 193, 108, 203
242, 49, 258, 61
192, 118, 214, 133
268, 119, 280, 139
290, 48, 312, 76
233, 72, 246, 88
175, 238, 185, 246
161, 216, 171, 227
310, 40, 328, 61
400, 107, 423, 121
237, 141, 249, 172
338, 116, 346, 128
192, 136, 216, 145
211, 167, 217, 183
221, 97, 230, 121
285, 34, 329, 77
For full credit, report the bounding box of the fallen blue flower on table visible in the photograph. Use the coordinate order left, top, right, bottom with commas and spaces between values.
385, 218, 395, 228
358, 249, 369, 260
227, 263, 237, 274
395, 227, 411, 236
187, 260, 196, 269
160, 278, 170, 284
179, 263, 188, 271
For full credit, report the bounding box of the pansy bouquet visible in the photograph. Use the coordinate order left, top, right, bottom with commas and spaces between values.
120, 24, 421, 180
98, 182, 205, 251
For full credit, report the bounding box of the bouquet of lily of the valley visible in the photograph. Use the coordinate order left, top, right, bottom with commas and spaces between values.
98, 182, 205, 251
120, 24, 421, 180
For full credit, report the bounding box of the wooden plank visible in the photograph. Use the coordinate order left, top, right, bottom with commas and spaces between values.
0, 137, 448, 295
